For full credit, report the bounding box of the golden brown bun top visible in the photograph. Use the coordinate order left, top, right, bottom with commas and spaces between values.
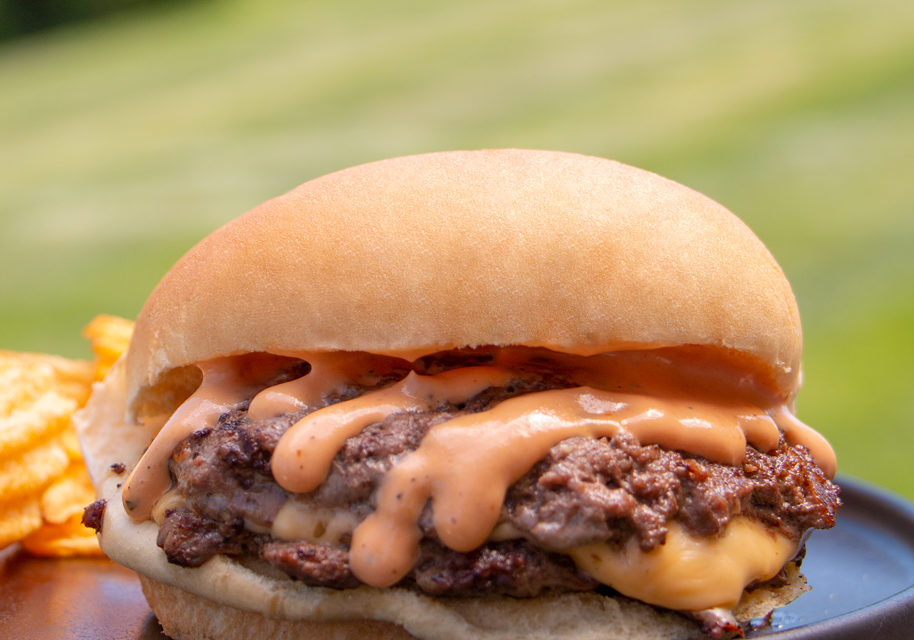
126, 149, 801, 408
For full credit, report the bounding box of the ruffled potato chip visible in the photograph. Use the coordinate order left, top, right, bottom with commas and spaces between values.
21, 512, 102, 556
0, 351, 92, 398
37, 462, 97, 525
0, 435, 70, 500
0, 315, 134, 555
0, 392, 73, 461
21, 463, 103, 557
83, 314, 134, 381
0, 495, 43, 547
0, 353, 91, 452
0, 351, 92, 549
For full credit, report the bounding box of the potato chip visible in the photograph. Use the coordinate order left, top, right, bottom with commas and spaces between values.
20, 462, 104, 557
0, 495, 42, 548
0, 353, 89, 550
0, 389, 78, 461
0, 433, 70, 500
59, 424, 82, 462
37, 462, 96, 525
21, 512, 102, 557
0, 351, 92, 416
83, 314, 134, 381
0, 352, 92, 450
0, 315, 134, 556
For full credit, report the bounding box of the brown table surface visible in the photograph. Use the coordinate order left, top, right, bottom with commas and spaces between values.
0, 545, 168, 640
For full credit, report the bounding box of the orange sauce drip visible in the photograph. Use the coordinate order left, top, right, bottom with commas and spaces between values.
271, 367, 514, 493
247, 352, 403, 420
122, 353, 296, 520
341, 385, 782, 586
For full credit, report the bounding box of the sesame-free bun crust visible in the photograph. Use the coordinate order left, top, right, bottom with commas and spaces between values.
127, 148, 801, 407
138, 566, 808, 640
138, 574, 704, 640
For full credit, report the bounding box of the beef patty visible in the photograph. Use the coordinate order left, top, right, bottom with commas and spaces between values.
149, 367, 839, 599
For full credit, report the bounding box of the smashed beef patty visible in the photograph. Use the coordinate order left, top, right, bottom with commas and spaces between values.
154, 373, 839, 597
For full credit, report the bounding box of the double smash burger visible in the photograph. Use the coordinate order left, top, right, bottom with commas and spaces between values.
77, 149, 840, 640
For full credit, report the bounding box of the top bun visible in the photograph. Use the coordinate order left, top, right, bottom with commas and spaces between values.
125, 149, 801, 411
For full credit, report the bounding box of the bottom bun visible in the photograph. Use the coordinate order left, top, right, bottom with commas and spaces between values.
138, 573, 702, 640
733, 562, 809, 621
140, 575, 415, 640
139, 564, 807, 640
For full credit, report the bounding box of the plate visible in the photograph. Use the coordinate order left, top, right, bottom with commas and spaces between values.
1, 475, 912, 639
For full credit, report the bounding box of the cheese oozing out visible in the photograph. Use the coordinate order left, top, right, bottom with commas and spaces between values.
122, 347, 835, 612
569, 518, 796, 611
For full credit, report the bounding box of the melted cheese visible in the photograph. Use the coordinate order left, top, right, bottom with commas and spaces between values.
569, 518, 796, 611
150, 488, 185, 526
272, 500, 360, 545
123, 347, 836, 614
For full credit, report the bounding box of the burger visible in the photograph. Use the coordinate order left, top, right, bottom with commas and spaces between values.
76, 149, 840, 640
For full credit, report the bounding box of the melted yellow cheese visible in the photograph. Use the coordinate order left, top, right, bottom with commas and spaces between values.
272, 501, 360, 545
569, 518, 796, 611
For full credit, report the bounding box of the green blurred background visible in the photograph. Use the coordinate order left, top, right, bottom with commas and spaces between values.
1, 0, 911, 498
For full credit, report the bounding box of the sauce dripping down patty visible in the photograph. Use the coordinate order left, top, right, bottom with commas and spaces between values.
123, 347, 836, 595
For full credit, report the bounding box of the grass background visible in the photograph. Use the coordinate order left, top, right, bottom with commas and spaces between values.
1, 0, 912, 498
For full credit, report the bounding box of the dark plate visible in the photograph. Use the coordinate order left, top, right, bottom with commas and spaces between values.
1, 475, 912, 639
